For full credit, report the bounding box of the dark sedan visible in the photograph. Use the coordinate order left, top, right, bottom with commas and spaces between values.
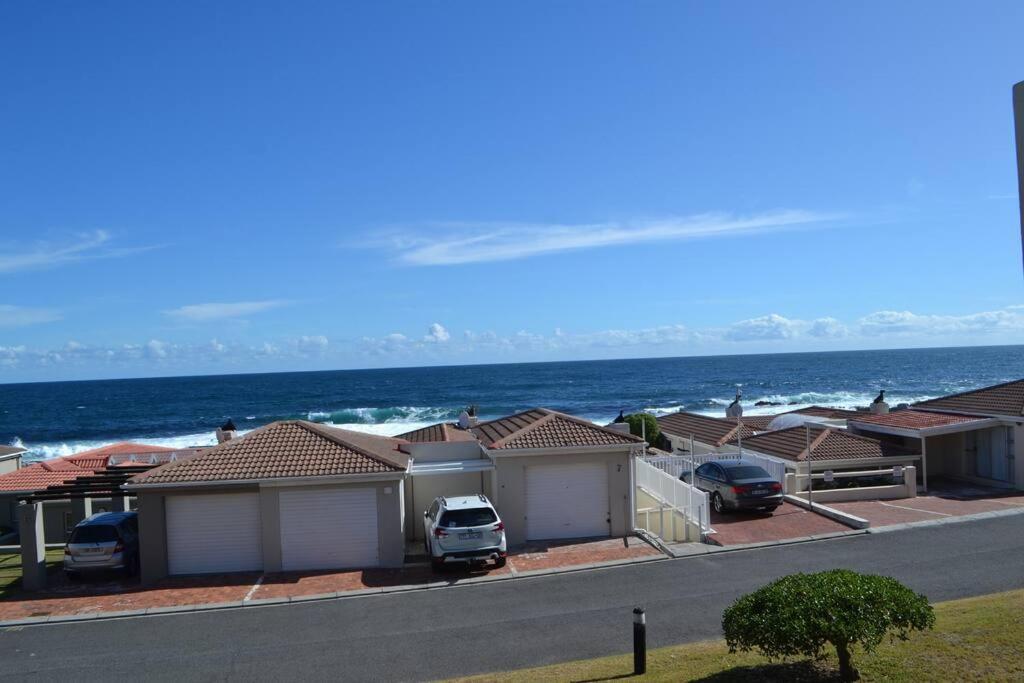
681, 460, 784, 514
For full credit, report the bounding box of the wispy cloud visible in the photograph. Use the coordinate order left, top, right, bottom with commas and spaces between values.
164, 300, 290, 322
379, 210, 841, 266
0, 230, 161, 274
0, 305, 62, 328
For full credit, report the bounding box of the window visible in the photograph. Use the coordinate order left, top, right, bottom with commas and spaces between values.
63, 511, 74, 536
726, 465, 772, 481
69, 525, 119, 544
695, 464, 712, 478
428, 500, 440, 519
439, 507, 497, 528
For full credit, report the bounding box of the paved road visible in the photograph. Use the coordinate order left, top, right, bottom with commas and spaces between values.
2, 515, 1023, 682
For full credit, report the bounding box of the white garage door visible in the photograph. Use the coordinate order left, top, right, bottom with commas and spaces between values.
279, 487, 379, 571
525, 462, 610, 540
166, 493, 262, 575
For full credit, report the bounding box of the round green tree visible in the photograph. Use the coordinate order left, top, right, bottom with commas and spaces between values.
624, 412, 660, 446
722, 569, 935, 681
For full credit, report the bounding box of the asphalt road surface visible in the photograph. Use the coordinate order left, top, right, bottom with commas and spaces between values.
2, 515, 1022, 682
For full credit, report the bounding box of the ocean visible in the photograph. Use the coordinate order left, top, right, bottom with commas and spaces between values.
2, 345, 1022, 463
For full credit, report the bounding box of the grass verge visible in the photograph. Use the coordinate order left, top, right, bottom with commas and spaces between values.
0, 550, 64, 599
452, 589, 1024, 682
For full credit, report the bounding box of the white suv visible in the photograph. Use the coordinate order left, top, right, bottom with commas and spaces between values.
423, 495, 507, 570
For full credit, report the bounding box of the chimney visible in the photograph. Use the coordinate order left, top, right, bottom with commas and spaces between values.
726, 388, 743, 418
870, 390, 890, 415
216, 419, 237, 443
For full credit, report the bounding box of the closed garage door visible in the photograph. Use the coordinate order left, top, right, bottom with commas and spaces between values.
166, 493, 262, 575
279, 487, 379, 571
525, 462, 610, 540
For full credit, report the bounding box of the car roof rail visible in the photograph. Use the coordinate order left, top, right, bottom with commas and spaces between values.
478, 494, 487, 503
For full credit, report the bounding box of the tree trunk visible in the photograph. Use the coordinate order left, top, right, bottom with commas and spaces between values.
835, 641, 859, 681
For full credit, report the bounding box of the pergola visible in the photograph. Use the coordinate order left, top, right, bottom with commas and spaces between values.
17, 464, 154, 591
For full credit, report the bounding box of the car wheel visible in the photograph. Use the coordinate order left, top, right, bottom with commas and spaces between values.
430, 556, 445, 572
493, 557, 507, 569
712, 493, 726, 514
64, 570, 79, 582
765, 506, 780, 514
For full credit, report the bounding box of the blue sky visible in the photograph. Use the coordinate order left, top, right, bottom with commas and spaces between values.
2, 2, 1023, 382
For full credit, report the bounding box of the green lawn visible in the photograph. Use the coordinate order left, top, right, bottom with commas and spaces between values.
453, 589, 1024, 682
0, 550, 64, 599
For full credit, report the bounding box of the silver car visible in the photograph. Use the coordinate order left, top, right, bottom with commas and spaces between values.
64, 511, 140, 578
423, 495, 507, 570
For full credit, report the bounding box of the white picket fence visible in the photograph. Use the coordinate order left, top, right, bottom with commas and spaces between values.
646, 451, 788, 485
635, 458, 710, 540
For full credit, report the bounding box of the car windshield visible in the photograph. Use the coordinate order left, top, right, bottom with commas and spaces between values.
727, 465, 772, 480
69, 525, 119, 544
440, 508, 497, 528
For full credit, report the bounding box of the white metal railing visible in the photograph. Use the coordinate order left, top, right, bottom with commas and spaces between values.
645, 451, 787, 485
635, 458, 710, 539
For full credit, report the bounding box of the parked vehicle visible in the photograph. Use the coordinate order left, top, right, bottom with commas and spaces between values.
64, 511, 140, 578
423, 494, 507, 570
681, 460, 784, 513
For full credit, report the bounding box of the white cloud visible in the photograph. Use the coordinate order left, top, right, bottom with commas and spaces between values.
384, 210, 840, 266
0, 230, 160, 274
294, 335, 329, 354
145, 339, 169, 358
423, 323, 450, 343
164, 300, 288, 322
725, 314, 802, 341
0, 304, 61, 327
209, 338, 226, 353
858, 309, 1024, 336
807, 317, 848, 339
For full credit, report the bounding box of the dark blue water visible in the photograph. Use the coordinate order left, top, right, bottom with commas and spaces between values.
2, 345, 1022, 461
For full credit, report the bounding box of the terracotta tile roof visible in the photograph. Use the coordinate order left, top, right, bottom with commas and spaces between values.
656, 412, 755, 447
0, 441, 175, 492
915, 379, 1024, 417
130, 421, 409, 486
733, 426, 913, 463
736, 415, 776, 431
470, 409, 642, 450
848, 410, 990, 431
395, 422, 477, 443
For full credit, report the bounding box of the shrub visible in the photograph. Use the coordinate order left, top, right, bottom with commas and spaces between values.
722, 569, 935, 681
624, 413, 660, 446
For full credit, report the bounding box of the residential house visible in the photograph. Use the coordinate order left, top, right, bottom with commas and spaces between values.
128, 410, 643, 582
127, 420, 410, 583
0, 442, 176, 542
401, 408, 644, 547
847, 379, 1024, 491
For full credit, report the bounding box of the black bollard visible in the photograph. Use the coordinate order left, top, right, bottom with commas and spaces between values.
633, 606, 646, 675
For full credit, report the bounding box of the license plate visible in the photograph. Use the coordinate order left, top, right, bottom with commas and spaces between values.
458, 531, 482, 540
752, 489, 769, 495
84, 547, 107, 554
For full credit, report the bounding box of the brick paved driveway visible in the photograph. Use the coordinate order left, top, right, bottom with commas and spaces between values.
0, 536, 660, 622
831, 491, 1024, 526
707, 501, 850, 546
